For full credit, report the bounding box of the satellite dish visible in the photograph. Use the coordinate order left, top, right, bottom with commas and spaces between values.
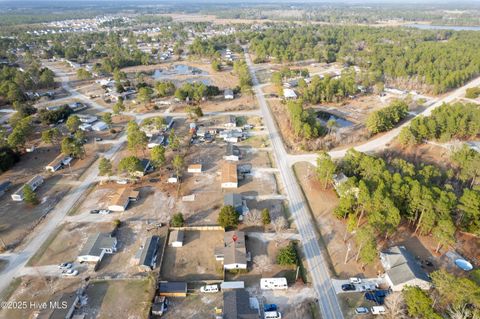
455, 259, 473, 271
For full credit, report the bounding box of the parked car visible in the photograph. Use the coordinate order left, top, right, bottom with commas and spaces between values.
94, 137, 103, 142
365, 290, 389, 305
116, 179, 128, 185
62, 269, 79, 276
58, 262, 72, 270
355, 307, 369, 315
200, 284, 219, 293
350, 277, 362, 284
90, 209, 99, 214
371, 306, 386, 315
99, 209, 111, 215
341, 283, 356, 291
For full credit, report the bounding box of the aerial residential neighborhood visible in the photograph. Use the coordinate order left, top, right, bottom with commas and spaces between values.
0, 1, 479, 319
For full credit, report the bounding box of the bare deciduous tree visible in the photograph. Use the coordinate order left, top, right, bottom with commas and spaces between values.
447, 304, 478, 319
244, 210, 262, 226
253, 255, 272, 274
273, 216, 288, 233
383, 292, 407, 319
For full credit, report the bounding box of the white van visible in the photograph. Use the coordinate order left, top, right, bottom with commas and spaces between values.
200, 284, 219, 293
264, 311, 282, 319
371, 306, 386, 315
260, 278, 288, 290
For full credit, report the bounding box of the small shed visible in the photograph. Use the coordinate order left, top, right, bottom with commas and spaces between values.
169, 230, 184, 247
224, 89, 234, 100
167, 174, 179, 183
158, 282, 187, 297
187, 164, 202, 173
220, 281, 245, 290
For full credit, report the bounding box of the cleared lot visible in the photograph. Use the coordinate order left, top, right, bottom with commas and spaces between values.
161, 230, 223, 281
83, 278, 155, 319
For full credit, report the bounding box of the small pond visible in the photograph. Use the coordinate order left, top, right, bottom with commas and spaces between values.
317, 111, 353, 128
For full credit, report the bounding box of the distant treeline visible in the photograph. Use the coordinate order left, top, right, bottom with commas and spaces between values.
247, 25, 480, 94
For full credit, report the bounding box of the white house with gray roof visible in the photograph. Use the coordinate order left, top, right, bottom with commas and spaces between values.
380, 246, 431, 291
77, 233, 117, 265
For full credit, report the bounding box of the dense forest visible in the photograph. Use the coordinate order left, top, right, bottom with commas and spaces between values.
213, 3, 480, 26
398, 102, 480, 145
248, 25, 480, 93
316, 149, 480, 266
286, 100, 325, 140
366, 99, 409, 134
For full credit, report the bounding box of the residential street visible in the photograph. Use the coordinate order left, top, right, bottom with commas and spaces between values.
245, 50, 345, 319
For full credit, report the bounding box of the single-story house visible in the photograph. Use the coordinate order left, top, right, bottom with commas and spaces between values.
137, 235, 160, 271
92, 121, 108, 131
283, 88, 297, 99
46, 105, 62, 111
219, 130, 245, 143
169, 230, 184, 248
79, 123, 92, 131
224, 144, 241, 161
108, 188, 137, 212
41, 291, 81, 319
45, 154, 72, 172
223, 289, 259, 319
221, 162, 238, 188
68, 102, 87, 112
0, 181, 11, 198
224, 89, 234, 100
224, 193, 248, 215
224, 115, 237, 128
283, 79, 299, 88
215, 231, 248, 270
158, 282, 187, 297
147, 135, 165, 149
11, 175, 44, 201
187, 164, 202, 173
77, 233, 117, 265
78, 114, 97, 124
380, 246, 431, 291
133, 159, 152, 177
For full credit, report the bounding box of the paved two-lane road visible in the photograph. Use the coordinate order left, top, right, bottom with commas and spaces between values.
244, 51, 344, 319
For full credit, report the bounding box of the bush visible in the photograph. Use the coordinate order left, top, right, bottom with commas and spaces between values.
276, 242, 297, 265
218, 205, 239, 229
23, 184, 39, 205
366, 100, 408, 134
171, 213, 184, 227
112, 219, 121, 227
262, 208, 271, 225
465, 87, 480, 99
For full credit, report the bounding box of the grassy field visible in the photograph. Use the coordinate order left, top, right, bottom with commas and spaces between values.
86, 278, 156, 319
